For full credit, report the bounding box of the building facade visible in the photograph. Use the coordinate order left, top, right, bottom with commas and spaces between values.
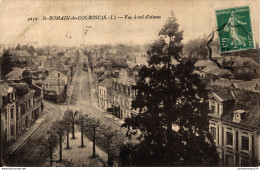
111, 69, 137, 119
208, 89, 260, 167
43, 70, 68, 102
98, 78, 112, 111
1, 83, 16, 143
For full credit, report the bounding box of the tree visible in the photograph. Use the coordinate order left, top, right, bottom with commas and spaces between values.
122, 11, 219, 166
85, 117, 101, 157
62, 110, 72, 149
51, 120, 66, 162
63, 109, 79, 139
39, 130, 58, 167
1, 50, 14, 78
75, 112, 89, 148
98, 125, 123, 166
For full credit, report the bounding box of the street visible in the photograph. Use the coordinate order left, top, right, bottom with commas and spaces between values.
5, 57, 130, 167
5, 101, 65, 166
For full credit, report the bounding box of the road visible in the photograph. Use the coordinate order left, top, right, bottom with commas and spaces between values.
5, 101, 65, 166
5, 59, 131, 167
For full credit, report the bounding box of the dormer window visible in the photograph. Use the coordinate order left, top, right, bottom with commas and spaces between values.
233, 110, 245, 123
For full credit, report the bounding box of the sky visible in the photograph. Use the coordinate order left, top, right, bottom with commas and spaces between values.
0, 0, 259, 47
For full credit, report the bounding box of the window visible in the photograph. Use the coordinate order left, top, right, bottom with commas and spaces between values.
11, 108, 14, 119
227, 132, 233, 146
211, 127, 216, 140
5, 112, 7, 120
58, 79, 60, 86
241, 158, 250, 167
211, 105, 215, 114
241, 136, 249, 151
226, 155, 234, 167
58, 73, 60, 77
11, 125, 14, 136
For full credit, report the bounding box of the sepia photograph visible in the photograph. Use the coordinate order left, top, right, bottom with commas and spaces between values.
0, 0, 259, 167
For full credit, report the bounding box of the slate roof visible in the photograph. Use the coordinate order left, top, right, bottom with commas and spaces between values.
213, 90, 234, 101
6, 68, 25, 80
210, 86, 260, 130
99, 78, 112, 88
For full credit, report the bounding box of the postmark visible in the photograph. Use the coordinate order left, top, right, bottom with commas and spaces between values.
216, 6, 254, 53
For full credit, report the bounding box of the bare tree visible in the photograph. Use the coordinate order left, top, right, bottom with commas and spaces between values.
85, 117, 101, 157
39, 130, 58, 167
63, 110, 71, 149
98, 125, 124, 166
63, 109, 79, 140
51, 120, 66, 162
75, 112, 89, 148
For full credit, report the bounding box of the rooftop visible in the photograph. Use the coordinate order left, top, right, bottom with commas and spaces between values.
195, 60, 215, 67
99, 78, 112, 88
0, 83, 13, 97
10, 50, 31, 57
202, 65, 232, 76
6, 68, 25, 80
210, 86, 260, 130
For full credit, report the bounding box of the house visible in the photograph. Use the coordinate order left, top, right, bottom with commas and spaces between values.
127, 52, 148, 68
222, 56, 259, 77
98, 78, 112, 111
6, 68, 26, 81
111, 69, 137, 119
10, 50, 32, 64
43, 70, 67, 103
33, 55, 48, 68
0, 83, 16, 144
31, 68, 49, 80
208, 87, 260, 166
30, 83, 44, 120
44, 56, 65, 71
7, 83, 35, 135
231, 79, 260, 92
201, 65, 232, 77
212, 78, 260, 92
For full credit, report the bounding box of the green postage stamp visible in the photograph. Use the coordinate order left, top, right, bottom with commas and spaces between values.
216, 6, 254, 53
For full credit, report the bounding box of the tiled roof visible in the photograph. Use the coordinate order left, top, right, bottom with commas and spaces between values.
6, 68, 25, 80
